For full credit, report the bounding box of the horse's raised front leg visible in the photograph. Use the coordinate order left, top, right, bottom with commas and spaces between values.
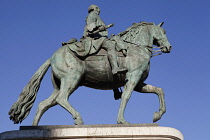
56, 69, 84, 125
134, 83, 166, 122
117, 70, 143, 124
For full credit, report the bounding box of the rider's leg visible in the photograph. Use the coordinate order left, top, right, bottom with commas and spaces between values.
102, 40, 127, 75
103, 40, 118, 74
111, 35, 127, 56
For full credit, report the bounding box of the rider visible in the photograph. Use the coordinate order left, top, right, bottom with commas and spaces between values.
83, 4, 127, 75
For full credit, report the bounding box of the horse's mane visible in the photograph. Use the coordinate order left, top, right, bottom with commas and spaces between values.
119, 22, 155, 42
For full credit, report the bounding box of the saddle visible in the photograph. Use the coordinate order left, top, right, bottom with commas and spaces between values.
65, 37, 125, 60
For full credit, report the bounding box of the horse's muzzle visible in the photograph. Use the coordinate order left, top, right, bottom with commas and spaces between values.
161, 46, 172, 53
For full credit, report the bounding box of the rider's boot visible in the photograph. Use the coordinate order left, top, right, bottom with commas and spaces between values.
107, 48, 128, 75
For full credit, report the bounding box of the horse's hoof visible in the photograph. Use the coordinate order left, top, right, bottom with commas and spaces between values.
32, 123, 38, 126
123, 121, 130, 124
117, 119, 130, 124
153, 112, 161, 122
74, 119, 84, 125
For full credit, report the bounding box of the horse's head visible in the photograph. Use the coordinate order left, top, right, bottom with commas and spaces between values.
152, 22, 172, 53
120, 22, 172, 54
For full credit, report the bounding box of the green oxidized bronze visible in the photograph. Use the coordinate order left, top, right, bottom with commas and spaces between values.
9, 5, 172, 125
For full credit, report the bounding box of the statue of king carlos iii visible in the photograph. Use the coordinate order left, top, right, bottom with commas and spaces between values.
83, 4, 127, 75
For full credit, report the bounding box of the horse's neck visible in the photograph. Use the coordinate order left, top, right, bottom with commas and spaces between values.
124, 25, 154, 47
138, 26, 153, 46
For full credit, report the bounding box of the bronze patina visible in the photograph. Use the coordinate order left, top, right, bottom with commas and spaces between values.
9, 5, 172, 125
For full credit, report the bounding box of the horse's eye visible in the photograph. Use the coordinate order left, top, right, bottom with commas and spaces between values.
164, 30, 166, 34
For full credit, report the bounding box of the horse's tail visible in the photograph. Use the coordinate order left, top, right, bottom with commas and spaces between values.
9, 58, 51, 124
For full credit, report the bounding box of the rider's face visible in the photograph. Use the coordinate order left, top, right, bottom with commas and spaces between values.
94, 6, 100, 14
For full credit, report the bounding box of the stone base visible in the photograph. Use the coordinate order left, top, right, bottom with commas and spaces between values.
0, 124, 184, 140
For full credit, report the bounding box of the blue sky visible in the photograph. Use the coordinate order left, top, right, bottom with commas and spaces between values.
0, 0, 210, 139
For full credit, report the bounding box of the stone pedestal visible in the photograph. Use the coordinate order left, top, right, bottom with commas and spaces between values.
0, 124, 183, 140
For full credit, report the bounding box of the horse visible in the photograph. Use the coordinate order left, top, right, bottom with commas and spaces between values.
9, 22, 172, 125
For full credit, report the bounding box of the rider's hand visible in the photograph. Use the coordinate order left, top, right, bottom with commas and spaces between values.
98, 25, 106, 31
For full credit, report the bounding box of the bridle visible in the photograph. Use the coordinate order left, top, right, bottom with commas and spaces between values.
119, 24, 168, 58
123, 40, 164, 58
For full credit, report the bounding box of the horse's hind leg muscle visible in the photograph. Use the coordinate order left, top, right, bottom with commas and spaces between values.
134, 83, 166, 122
56, 70, 84, 125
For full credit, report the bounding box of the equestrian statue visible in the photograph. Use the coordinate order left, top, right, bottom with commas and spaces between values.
9, 5, 172, 125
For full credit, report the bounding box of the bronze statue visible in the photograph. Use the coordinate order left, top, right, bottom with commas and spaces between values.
9, 5, 172, 125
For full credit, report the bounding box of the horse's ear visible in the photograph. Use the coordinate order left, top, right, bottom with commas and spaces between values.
158, 22, 164, 27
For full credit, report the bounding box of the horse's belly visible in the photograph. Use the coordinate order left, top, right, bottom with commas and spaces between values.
83, 55, 125, 90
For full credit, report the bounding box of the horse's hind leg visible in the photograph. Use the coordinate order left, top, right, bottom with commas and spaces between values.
56, 71, 84, 125
134, 83, 166, 122
32, 89, 58, 126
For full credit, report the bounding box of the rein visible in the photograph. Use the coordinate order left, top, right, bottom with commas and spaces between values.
123, 40, 163, 58
146, 46, 163, 57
